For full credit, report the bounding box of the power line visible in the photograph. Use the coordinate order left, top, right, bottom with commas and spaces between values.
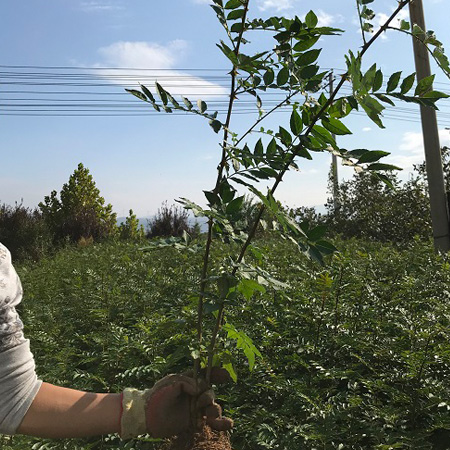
1, 64, 449, 124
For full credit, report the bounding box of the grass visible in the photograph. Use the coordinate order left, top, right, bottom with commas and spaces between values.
3, 236, 450, 449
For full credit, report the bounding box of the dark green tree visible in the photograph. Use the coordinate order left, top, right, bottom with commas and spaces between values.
39, 163, 117, 243
119, 209, 145, 241
0, 202, 52, 261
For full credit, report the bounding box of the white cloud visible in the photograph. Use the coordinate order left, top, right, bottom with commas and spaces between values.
387, 129, 450, 171
79, 1, 124, 12
316, 10, 343, 27
257, 0, 343, 26
258, 0, 294, 12
98, 40, 186, 69
257, 1, 343, 28
91, 41, 228, 98
362, 127, 372, 132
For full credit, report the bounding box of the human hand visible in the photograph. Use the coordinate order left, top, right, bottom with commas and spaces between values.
120, 371, 233, 440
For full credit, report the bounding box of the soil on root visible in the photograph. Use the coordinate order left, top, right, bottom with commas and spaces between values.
160, 425, 233, 450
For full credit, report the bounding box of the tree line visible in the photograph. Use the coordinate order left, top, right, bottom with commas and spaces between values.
2, 151, 448, 261
0, 163, 198, 261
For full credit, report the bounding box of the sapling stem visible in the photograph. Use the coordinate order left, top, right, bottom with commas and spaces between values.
194, 0, 250, 386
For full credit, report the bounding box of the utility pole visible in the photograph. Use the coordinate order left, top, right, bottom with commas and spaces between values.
409, 0, 450, 252
329, 71, 339, 211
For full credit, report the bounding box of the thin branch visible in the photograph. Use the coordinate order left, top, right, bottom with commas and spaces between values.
385, 26, 450, 81
356, 0, 368, 46
195, 0, 251, 385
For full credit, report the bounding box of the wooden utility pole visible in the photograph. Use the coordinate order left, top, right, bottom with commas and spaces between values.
329, 71, 339, 211
409, 0, 450, 252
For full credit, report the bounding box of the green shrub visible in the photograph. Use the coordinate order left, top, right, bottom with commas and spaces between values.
0, 202, 52, 261
147, 202, 197, 238
39, 163, 117, 244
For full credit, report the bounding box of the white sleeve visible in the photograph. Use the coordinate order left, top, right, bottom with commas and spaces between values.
0, 243, 42, 435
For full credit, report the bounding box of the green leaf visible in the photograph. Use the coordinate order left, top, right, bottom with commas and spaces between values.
166, 92, 180, 108
311, 125, 336, 145
296, 49, 321, 66
219, 181, 236, 203
321, 117, 352, 135
230, 22, 244, 33
373, 69, 383, 92
263, 69, 275, 85
357, 150, 390, 164
415, 74, 435, 97
223, 360, 237, 383
204, 190, 220, 206
237, 278, 266, 300
277, 67, 289, 86
290, 110, 303, 136
359, 95, 385, 128
223, 323, 262, 370
125, 89, 147, 102
226, 195, 245, 215
368, 163, 401, 171
300, 65, 319, 79
278, 126, 292, 146
155, 82, 168, 105
254, 138, 264, 158
375, 94, 395, 106
362, 63, 377, 92
400, 73, 416, 94
217, 41, 239, 65
227, 8, 245, 20
182, 96, 193, 109
224, 0, 242, 9
422, 90, 449, 99
307, 225, 327, 241
315, 239, 338, 255
293, 36, 320, 52
386, 71, 402, 93
197, 99, 207, 113
140, 85, 155, 103
305, 10, 318, 28
400, 19, 410, 31
209, 119, 222, 133
267, 138, 277, 158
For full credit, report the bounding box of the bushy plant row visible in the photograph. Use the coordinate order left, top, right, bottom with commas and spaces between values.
2, 237, 450, 449
292, 147, 450, 244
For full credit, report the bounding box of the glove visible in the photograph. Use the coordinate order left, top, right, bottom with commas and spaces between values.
120, 373, 233, 440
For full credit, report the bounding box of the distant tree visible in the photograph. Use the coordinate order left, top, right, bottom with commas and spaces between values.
325, 170, 431, 243
0, 202, 52, 261
39, 163, 117, 243
119, 209, 145, 241
147, 202, 197, 238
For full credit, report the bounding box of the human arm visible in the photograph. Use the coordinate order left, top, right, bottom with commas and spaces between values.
17, 383, 122, 438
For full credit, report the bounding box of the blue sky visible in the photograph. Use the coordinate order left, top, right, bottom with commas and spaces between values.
1, 0, 449, 217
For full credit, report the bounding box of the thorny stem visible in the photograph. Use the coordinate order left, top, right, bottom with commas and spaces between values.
204, 0, 412, 380
194, 0, 250, 386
